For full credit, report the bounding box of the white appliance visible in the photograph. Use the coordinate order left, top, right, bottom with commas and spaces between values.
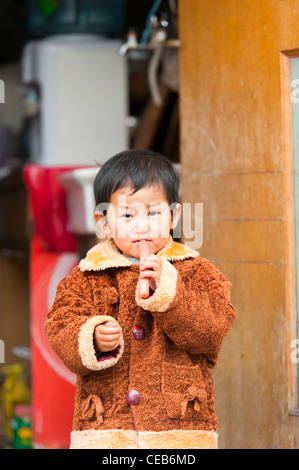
21, 34, 128, 166
59, 167, 100, 234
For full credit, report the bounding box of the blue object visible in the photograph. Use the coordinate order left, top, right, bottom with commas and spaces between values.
140, 0, 163, 46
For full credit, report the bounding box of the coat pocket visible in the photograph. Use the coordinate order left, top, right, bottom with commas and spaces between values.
161, 362, 207, 420
80, 394, 105, 425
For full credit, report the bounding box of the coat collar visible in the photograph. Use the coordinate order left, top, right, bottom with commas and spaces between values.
79, 236, 199, 272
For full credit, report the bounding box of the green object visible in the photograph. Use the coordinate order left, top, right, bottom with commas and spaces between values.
11, 405, 32, 449
38, 0, 59, 16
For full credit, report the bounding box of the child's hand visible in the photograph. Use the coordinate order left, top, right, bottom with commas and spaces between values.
140, 254, 162, 292
94, 321, 122, 352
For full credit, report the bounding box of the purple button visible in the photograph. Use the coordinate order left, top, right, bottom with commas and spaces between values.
133, 325, 146, 340
126, 390, 140, 405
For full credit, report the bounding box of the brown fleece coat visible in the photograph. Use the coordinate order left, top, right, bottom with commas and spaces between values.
44, 236, 236, 449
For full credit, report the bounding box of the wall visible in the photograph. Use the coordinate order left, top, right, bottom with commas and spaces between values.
0, 172, 30, 365
0, 64, 22, 132
178, 0, 299, 448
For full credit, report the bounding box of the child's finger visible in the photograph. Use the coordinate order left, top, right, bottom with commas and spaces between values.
94, 322, 121, 352
99, 336, 120, 345
102, 322, 121, 332
99, 340, 120, 352
97, 326, 121, 337
140, 270, 160, 279
141, 256, 161, 270
140, 263, 161, 275
95, 333, 120, 346
97, 331, 120, 342
95, 324, 121, 337
105, 321, 121, 329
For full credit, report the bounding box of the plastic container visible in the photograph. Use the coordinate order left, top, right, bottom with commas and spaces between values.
59, 167, 99, 235
23, 165, 79, 252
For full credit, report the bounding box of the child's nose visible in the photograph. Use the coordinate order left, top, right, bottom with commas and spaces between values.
135, 215, 149, 234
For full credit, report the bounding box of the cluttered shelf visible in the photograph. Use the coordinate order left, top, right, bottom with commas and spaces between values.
0, 357, 32, 449
0, 168, 32, 449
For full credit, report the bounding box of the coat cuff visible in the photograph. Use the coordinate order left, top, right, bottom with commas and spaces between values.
78, 315, 124, 371
135, 258, 177, 312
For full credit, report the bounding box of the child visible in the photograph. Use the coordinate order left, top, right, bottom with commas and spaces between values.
44, 149, 236, 449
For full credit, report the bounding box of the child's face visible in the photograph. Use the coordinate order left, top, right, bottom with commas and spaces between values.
95, 185, 181, 259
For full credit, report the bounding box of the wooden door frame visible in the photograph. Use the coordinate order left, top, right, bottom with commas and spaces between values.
281, 48, 299, 416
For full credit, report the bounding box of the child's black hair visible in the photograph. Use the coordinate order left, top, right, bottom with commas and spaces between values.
94, 149, 180, 207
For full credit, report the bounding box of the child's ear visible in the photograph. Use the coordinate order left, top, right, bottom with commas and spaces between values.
170, 203, 182, 230
94, 212, 110, 236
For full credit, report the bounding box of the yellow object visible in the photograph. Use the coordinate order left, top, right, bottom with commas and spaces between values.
18, 426, 32, 440
1, 364, 31, 441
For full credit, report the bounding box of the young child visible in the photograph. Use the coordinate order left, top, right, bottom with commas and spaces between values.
44, 149, 236, 449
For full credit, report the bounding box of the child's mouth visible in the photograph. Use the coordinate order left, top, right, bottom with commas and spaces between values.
133, 239, 151, 246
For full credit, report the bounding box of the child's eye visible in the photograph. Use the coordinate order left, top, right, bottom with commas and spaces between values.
148, 211, 159, 216
121, 213, 133, 219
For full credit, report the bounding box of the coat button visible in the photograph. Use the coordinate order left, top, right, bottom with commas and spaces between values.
126, 390, 140, 405
133, 325, 146, 340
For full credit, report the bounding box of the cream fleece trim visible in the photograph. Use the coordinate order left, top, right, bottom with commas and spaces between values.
69, 429, 218, 449
157, 236, 199, 261
70, 429, 139, 449
78, 315, 124, 371
135, 257, 177, 312
79, 237, 132, 272
138, 430, 218, 449
79, 236, 199, 272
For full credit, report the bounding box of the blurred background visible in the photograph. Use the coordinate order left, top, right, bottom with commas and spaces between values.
0, 0, 180, 449
2, 0, 299, 451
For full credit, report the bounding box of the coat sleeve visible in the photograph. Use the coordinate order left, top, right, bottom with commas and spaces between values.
44, 267, 124, 376
135, 257, 236, 366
